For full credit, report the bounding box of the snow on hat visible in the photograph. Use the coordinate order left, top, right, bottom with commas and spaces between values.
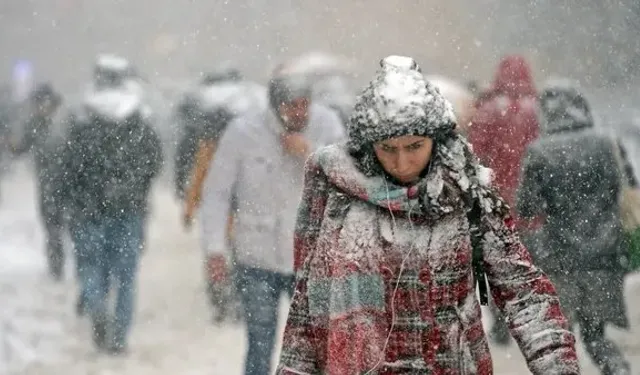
347, 55, 457, 155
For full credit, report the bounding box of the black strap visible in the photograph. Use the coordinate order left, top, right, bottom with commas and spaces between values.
467, 203, 489, 306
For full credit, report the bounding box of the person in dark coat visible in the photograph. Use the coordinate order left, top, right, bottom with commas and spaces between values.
60, 87, 163, 354
517, 79, 634, 375
12, 83, 65, 280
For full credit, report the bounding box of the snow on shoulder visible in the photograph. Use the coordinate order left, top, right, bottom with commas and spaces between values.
84, 87, 142, 121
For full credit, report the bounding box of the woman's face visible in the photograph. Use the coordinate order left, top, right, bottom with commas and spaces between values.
374, 135, 434, 184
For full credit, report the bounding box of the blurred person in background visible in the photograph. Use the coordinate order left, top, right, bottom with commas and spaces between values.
92, 54, 142, 94
468, 54, 541, 345
200, 68, 344, 375
0, 85, 14, 152
282, 52, 356, 126
0, 86, 12, 193
12, 83, 65, 280
181, 66, 268, 323
517, 80, 634, 375
173, 67, 246, 200
67, 54, 155, 317
59, 81, 163, 354
469, 55, 539, 213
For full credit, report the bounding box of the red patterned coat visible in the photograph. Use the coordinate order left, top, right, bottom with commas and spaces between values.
276, 144, 579, 375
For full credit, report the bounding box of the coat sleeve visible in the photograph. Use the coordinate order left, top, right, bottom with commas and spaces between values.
516, 146, 545, 219
142, 122, 164, 180
174, 126, 198, 198
199, 121, 241, 258
184, 139, 217, 220
617, 140, 638, 188
277, 153, 329, 375
57, 117, 86, 209
480, 213, 579, 375
12, 119, 37, 155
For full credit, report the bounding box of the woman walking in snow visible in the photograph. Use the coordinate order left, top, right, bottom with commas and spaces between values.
276, 56, 579, 375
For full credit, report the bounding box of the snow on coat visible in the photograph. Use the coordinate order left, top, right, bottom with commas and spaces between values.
468, 55, 539, 215
277, 56, 578, 375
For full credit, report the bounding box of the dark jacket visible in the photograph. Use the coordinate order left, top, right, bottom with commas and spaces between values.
173, 80, 267, 198
15, 115, 64, 179
517, 81, 636, 273
61, 110, 163, 221
174, 95, 203, 198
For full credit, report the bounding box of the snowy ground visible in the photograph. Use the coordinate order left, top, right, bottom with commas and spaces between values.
1, 162, 640, 375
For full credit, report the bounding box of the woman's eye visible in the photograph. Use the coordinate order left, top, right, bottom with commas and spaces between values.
407, 143, 422, 151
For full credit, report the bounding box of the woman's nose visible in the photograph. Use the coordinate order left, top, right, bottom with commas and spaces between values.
395, 152, 409, 171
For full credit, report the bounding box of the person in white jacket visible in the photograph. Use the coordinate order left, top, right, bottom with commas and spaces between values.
200, 71, 345, 375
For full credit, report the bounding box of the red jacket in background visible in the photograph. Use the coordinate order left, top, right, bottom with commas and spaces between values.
469, 55, 539, 226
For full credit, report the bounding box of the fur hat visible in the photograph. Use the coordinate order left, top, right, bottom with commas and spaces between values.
346, 55, 457, 174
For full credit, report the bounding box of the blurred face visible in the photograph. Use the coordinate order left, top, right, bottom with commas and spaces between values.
374, 135, 434, 184
279, 97, 310, 132
94, 68, 125, 89
32, 97, 58, 118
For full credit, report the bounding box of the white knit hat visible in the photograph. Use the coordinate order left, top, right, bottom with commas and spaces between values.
347, 56, 457, 154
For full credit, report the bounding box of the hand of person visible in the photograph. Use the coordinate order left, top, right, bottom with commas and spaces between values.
207, 255, 228, 284
280, 132, 310, 159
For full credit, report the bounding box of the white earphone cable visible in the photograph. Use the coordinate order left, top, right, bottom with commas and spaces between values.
364, 176, 431, 374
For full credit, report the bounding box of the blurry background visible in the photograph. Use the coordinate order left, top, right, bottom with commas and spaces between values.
2, 0, 640, 92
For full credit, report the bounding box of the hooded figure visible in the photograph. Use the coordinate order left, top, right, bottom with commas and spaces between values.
276, 56, 578, 375
199, 67, 344, 375
59, 86, 163, 354
173, 67, 265, 199
12, 83, 65, 280
181, 72, 267, 222
282, 52, 356, 126
180, 70, 268, 324
468, 55, 539, 220
517, 79, 634, 375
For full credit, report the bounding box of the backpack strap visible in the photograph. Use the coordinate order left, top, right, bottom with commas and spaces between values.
467, 202, 490, 306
